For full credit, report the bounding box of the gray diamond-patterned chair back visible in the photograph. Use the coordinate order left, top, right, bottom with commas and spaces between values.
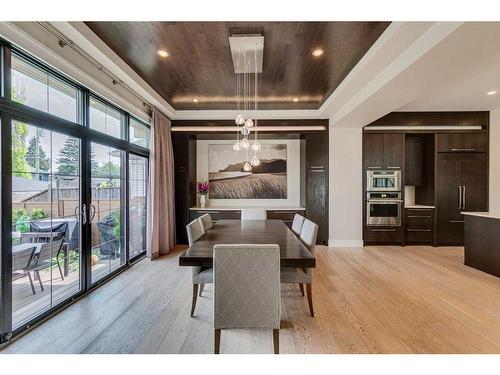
186, 218, 203, 246
292, 214, 305, 236
213, 244, 280, 330
300, 219, 319, 252
199, 214, 213, 233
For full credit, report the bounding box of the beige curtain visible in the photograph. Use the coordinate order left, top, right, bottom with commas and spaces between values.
147, 109, 175, 259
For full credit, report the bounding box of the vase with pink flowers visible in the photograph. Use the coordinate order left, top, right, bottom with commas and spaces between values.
197, 181, 209, 208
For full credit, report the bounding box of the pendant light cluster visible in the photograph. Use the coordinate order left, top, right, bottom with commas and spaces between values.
233, 39, 261, 171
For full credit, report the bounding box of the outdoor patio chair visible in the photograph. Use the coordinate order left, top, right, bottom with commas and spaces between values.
12, 245, 38, 295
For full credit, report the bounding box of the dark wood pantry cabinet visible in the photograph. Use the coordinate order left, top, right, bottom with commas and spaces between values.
436, 152, 488, 245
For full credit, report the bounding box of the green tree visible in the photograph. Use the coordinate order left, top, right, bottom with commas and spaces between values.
26, 136, 50, 172
11, 86, 31, 178
57, 137, 80, 175
12, 122, 31, 177
95, 161, 121, 177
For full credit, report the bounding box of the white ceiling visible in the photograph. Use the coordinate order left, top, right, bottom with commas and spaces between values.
398, 24, 500, 111
333, 22, 500, 127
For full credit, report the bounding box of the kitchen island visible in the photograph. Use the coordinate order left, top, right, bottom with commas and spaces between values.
463, 212, 500, 277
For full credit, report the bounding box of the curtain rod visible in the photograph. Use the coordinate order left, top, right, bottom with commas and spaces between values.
37, 22, 154, 115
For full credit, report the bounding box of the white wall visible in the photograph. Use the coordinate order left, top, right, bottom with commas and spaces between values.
490, 109, 500, 214
329, 125, 364, 247
196, 139, 301, 208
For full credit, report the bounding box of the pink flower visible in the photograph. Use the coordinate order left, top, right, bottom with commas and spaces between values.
197, 181, 209, 195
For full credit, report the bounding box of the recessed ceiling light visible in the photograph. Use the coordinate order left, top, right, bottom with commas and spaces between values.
192, 98, 199, 103
293, 97, 299, 102
312, 48, 324, 57
487, 90, 497, 96
157, 50, 169, 58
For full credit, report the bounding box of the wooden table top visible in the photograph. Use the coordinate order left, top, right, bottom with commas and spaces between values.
179, 220, 316, 268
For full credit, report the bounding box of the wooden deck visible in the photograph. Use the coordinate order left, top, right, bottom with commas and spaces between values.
12, 258, 122, 328
4, 245, 500, 353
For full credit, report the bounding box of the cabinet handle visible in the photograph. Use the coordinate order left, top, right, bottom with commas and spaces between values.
450, 148, 476, 152
449, 220, 464, 223
462, 185, 466, 210
457, 186, 462, 209
371, 229, 396, 232
367, 166, 382, 169
310, 170, 325, 173
386, 166, 400, 169
407, 228, 431, 232
310, 165, 325, 169
272, 211, 294, 214
407, 215, 432, 218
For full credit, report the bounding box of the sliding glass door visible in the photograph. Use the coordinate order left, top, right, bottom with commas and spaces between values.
10, 119, 83, 329
1, 41, 150, 343
89, 142, 126, 284
129, 154, 148, 259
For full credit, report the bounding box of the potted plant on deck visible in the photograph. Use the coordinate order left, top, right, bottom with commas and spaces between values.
197, 181, 209, 208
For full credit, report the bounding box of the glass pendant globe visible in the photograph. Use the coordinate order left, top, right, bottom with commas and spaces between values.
243, 161, 252, 172
233, 141, 242, 151
235, 114, 245, 125
241, 138, 249, 149
245, 118, 254, 128
250, 155, 261, 166
241, 126, 250, 136
251, 141, 261, 151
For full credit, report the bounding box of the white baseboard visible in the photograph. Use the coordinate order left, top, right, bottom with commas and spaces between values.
327, 239, 364, 248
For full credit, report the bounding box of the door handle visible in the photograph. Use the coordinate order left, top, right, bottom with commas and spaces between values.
89, 204, 96, 222
81, 203, 87, 225
457, 186, 462, 209
450, 148, 476, 152
462, 186, 466, 210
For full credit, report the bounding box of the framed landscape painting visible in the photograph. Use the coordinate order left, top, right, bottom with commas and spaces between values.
208, 143, 287, 199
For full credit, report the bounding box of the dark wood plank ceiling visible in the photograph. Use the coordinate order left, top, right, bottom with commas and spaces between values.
86, 22, 390, 110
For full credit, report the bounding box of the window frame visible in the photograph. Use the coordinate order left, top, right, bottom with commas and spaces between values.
10, 50, 85, 126
129, 116, 151, 150
0, 38, 151, 343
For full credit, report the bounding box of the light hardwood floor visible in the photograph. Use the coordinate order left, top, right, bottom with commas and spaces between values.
3, 245, 500, 354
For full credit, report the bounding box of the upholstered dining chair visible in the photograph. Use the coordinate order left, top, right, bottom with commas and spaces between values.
291, 214, 305, 236
241, 208, 267, 220
186, 218, 213, 316
199, 213, 213, 233
280, 218, 319, 316
213, 244, 281, 354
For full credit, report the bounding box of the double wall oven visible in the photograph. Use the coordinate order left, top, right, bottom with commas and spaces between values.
366, 170, 402, 226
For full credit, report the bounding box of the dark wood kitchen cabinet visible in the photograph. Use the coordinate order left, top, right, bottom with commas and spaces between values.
405, 208, 434, 244
436, 152, 487, 245
363, 132, 404, 169
306, 133, 328, 244
436, 133, 488, 153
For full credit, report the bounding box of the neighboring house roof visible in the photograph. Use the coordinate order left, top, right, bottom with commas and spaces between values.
12, 176, 49, 202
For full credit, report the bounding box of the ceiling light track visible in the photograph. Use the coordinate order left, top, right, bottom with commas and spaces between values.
37, 22, 154, 113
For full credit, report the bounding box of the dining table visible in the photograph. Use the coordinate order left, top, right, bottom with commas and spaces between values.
179, 219, 316, 268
